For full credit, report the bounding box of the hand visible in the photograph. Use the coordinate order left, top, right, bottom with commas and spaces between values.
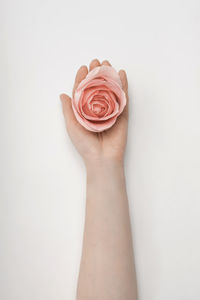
60, 59, 129, 167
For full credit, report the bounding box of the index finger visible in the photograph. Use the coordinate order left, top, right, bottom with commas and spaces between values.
72, 65, 88, 97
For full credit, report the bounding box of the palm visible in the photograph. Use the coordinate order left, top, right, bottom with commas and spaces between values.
61, 59, 129, 163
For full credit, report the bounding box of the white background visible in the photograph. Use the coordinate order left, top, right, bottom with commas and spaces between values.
1, 0, 200, 299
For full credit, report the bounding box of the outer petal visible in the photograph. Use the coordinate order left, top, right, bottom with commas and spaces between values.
77, 65, 122, 90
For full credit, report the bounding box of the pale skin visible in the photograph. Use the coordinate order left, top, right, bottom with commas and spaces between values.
60, 59, 138, 300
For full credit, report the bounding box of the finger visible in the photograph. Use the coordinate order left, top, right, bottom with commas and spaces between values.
60, 93, 94, 138
72, 65, 88, 97
60, 93, 77, 127
119, 70, 129, 119
119, 69, 128, 95
102, 60, 111, 66
89, 58, 100, 71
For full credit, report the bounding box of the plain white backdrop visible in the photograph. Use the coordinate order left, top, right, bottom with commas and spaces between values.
1, 0, 200, 299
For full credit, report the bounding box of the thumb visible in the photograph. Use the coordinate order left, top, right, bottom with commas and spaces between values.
60, 93, 77, 127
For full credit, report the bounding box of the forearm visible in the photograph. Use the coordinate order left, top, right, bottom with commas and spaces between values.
77, 159, 137, 300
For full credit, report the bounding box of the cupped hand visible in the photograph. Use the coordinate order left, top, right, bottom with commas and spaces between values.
60, 59, 129, 166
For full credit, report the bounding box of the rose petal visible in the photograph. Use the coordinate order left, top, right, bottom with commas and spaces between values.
77, 65, 122, 89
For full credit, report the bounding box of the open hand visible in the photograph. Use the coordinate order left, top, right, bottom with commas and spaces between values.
60, 59, 129, 166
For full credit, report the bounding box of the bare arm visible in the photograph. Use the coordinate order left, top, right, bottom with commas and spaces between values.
61, 59, 137, 300
77, 160, 137, 299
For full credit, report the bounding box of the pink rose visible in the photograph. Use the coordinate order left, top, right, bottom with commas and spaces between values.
72, 66, 127, 132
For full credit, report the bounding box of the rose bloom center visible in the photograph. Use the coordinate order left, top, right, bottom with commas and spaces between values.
88, 96, 109, 117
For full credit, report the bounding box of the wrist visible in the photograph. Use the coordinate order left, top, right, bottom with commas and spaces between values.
85, 157, 124, 175
85, 157, 127, 200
